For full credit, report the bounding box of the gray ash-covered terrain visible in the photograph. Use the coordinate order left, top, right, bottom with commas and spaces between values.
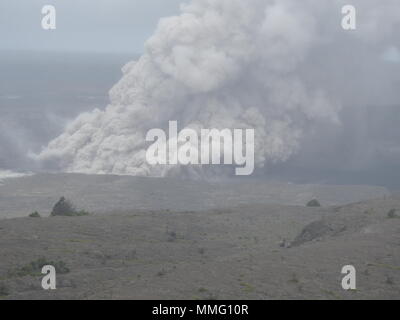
0, 174, 399, 299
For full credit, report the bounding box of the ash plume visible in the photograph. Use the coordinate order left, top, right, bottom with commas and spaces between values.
37, 0, 400, 178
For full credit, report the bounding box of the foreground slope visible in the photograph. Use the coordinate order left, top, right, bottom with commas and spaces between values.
0, 194, 399, 300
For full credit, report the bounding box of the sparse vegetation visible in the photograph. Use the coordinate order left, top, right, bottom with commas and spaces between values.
8, 257, 70, 278
157, 269, 167, 277
51, 197, 90, 217
240, 282, 255, 293
307, 199, 321, 207
0, 283, 9, 296
205, 292, 219, 300
291, 220, 332, 247
288, 273, 300, 284
75, 210, 90, 216
385, 276, 395, 285
364, 208, 375, 215
279, 239, 289, 248
387, 209, 398, 219
167, 231, 177, 242
29, 211, 41, 218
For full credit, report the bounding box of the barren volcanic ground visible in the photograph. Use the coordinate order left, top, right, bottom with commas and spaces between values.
0, 174, 399, 299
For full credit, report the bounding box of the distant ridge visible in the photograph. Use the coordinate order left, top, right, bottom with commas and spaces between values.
0, 173, 390, 219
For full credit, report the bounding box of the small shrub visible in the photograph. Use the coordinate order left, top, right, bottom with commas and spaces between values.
167, 231, 177, 242
51, 197, 75, 216
8, 257, 70, 278
51, 197, 89, 217
386, 276, 395, 285
29, 211, 41, 218
288, 273, 300, 284
387, 209, 398, 219
307, 199, 321, 207
74, 210, 90, 217
205, 292, 219, 301
364, 209, 374, 215
0, 283, 9, 296
157, 269, 167, 277
52, 260, 70, 274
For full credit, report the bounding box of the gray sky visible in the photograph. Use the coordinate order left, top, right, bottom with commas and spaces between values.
0, 0, 186, 53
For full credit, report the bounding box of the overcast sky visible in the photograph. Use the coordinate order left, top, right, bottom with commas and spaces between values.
0, 0, 186, 53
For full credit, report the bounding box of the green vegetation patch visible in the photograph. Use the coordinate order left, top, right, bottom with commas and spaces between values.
8, 257, 70, 278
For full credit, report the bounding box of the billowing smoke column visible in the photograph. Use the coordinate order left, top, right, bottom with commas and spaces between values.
37, 0, 400, 178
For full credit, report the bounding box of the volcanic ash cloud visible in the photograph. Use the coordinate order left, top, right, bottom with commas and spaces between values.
37, 0, 399, 178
